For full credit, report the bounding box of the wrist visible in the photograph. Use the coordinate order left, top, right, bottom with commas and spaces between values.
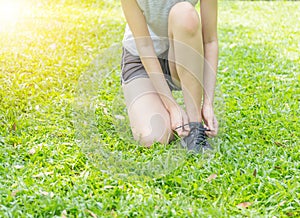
203, 99, 213, 108
159, 95, 178, 112
166, 101, 181, 114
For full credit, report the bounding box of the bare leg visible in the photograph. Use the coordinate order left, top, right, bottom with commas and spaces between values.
122, 78, 173, 147
168, 2, 204, 123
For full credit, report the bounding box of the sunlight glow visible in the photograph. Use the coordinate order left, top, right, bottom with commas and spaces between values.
0, 0, 23, 30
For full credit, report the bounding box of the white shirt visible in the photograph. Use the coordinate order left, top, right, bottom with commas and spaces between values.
123, 0, 199, 56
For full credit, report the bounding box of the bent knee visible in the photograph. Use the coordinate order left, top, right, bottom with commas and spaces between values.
132, 114, 172, 147
169, 2, 200, 36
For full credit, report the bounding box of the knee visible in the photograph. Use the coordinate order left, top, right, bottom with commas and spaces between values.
132, 114, 172, 147
169, 2, 200, 36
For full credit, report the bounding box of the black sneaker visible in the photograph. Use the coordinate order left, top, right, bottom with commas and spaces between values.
181, 122, 213, 153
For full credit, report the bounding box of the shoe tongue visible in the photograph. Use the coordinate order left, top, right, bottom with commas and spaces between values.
189, 122, 206, 145
189, 122, 204, 129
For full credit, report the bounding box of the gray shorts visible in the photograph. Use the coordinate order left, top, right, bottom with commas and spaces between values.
121, 48, 180, 91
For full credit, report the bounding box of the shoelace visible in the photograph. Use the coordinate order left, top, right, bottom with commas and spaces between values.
190, 125, 209, 146
175, 123, 211, 131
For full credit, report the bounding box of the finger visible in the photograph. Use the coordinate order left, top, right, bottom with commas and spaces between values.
205, 130, 213, 138
181, 129, 189, 137
172, 112, 189, 137
206, 117, 218, 137
175, 123, 190, 137
206, 129, 217, 138
205, 121, 214, 137
203, 123, 213, 137
182, 113, 190, 132
206, 130, 216, 138
175, 127, 188, 137
179, 113, 190, 137
207, 120, 214, 131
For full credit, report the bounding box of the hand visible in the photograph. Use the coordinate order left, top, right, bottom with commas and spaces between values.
169, 104, 190, 137
201, 104, 218, 137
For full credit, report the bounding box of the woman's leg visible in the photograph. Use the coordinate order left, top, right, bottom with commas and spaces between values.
122, 78, 173, 147
168, 2, 204, 123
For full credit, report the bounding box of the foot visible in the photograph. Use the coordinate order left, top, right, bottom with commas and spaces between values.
181, 122, 213, 153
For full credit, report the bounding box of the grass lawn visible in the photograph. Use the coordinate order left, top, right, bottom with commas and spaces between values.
0, 0, 299, 217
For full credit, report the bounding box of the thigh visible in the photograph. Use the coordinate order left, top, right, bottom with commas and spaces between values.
122, 78, 173, 146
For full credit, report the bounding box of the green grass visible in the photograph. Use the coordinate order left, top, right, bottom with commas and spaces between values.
0, 0, 299, 217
